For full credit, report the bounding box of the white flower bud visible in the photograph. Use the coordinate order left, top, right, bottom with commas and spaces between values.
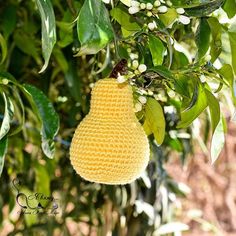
154, 0, 161, 7
200, 75, 206, 83
147, 11, 153, 17
140, 3, 146, 9
128, 6, 140, 14
130, 53, 139, 60
134, 102, 142, 112
205, 55, 211, 61
148, 22, 156, 31
138, 64, 147, 73
102, 0, 110, 4
131, 0, 140, 7
158, 6, 168, 13
178, 15, 190, 25
146, 3, 153, 10
166, 1, 172, 6
117, 74, 126, 83
176, 8, 185, 14
138, 96, 147, 104
132, 60, 139, 68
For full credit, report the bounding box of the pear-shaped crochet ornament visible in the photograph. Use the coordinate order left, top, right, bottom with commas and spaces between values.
70, 78, 150, 185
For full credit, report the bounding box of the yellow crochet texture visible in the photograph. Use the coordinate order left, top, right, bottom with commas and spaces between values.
70, 78, 150, 185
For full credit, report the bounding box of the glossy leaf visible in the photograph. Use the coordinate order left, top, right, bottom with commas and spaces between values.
35, 0, 57, 73
0, 136, 8, 177
223, 0, 236, 19
158, 8, 178, 27
195, 18, 210, 60
210, 116, 225, 164
149, 35, 165, 66
148, 66, 175, 81
207, 17, 222, 62
0, 92, 14, 140
177, 85, 208, 128
77, 0, 114, 55
23, 84, 59, 158
143, 98, 166, 145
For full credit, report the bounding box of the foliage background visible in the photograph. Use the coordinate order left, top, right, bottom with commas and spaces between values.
0, 0, 236, 235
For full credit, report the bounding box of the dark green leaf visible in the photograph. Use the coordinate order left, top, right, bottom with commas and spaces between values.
35, 0, 57, 73
177, 85, 208, 128
143, 98, 166, 145
207, 17, 222, 62
110, 6, 141, 33
0, 92, 14, 140
77, 0, 114, 55
2, 5, 17, 39
0, 136, 8, 177
23, 84, 59, 158
148, 35, 165, 66
14, 31, 41, 65
223, 0, 236, 19
195, 18, 210, 60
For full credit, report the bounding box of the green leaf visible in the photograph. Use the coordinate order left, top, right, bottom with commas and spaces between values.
0, 92, 14, 140
35, 162, 50, 196
228, 24, 236, 74
14, 31, 41, 65
110, 6, 141, 33
177, 85, 208, 128
148, 66, 175, 80
210, 116, 225, 163
2, 5, 17, 39
205, 89, 220, 135
0, 136, 8, 177
159, 8, 178, 27
143, 98, 166, 145
218, 64, 235, 100
35, 0, 57, 73
195, 18, 210, 60
207, 17, 222, 62
148, 35, 165, 66
223, 0, 236, 19
77, 0, 114, 55
23, 84, 59, 158
0, 34, 7, 65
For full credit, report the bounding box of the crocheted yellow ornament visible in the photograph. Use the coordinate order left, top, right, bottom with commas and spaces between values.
70, 78, 150, 185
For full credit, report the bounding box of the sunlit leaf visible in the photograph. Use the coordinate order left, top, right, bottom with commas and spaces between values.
207, 17, 222, 62
23, 84, 59, 158
159, 8, 177, 27
35, 0, 57, 73
110, 6, 141, 34
228, 24, 236, 74
77, 0, 114, 55
143, 98, 166, 145
223, 0, 236, 19
0, 136, 8, 177
210, 116, 225, 164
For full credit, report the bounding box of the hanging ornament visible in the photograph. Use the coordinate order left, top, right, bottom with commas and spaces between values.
70, 78, 150, 185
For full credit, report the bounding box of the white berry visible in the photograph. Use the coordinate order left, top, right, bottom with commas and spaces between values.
146, 3, 153, 10
140, 3, 146, 9
154, 0, 161, 7
176, 8, 185, 14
